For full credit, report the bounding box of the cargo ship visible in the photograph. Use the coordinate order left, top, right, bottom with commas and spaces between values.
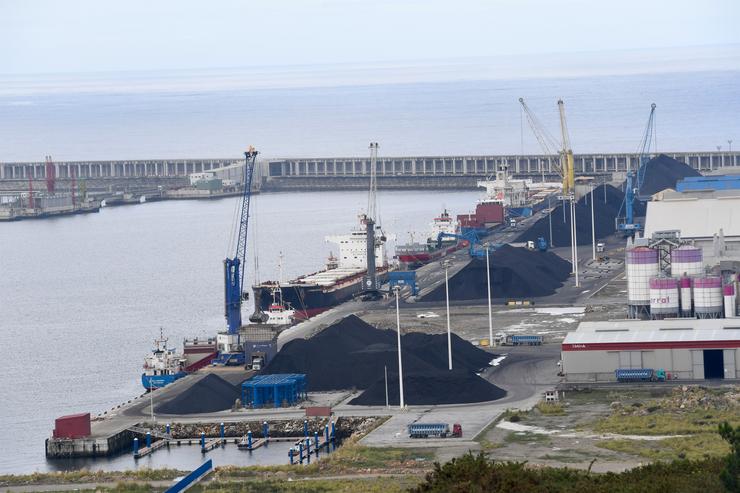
141, 330, 187, 390
251, 214, 389, 320
396, 209, 467, 268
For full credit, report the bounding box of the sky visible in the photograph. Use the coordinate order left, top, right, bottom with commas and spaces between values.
2, 0, 739, 76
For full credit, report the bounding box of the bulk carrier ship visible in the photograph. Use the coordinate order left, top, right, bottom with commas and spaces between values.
251, 214, 389, 320
395, 209, 467, 268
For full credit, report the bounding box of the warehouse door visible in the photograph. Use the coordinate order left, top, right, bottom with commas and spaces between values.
691, 351, 704, 379
703, 350, 724, 379
724, 350, 737, 379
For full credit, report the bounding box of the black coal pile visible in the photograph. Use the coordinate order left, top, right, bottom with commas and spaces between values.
638, 154, 701, 197
515, 184, 643, 246
155, 374, 241, 415
263, 315, 505, 405
419, 245, 571, 302
349, 369, 506, 406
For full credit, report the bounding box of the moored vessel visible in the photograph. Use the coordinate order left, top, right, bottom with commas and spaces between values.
141, 329, 187, 390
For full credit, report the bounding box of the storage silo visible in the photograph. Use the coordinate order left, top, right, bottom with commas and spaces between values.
679, 276, 692, 317
626, 247, 659, 319
724, 284, 736, 318
670, 245, 704, 277
649, 278, 680, 319
693, 277, 723, 319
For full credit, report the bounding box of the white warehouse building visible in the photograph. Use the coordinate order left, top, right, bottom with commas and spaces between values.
562, 319, 740, 382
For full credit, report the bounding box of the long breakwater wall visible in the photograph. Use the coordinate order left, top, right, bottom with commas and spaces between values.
3, 152, 739, 192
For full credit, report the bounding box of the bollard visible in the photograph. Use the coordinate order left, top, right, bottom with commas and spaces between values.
247, 430, 253, 450
303, 419, 308, 438
166, 423, 171, 436
299, 442, 304, 464
133, 437, 139, 456
220, 422, 225, 439
314, 431, 320, 458
306, 438, 311, 463
289, 447, 294, 465
200, 432, 205, 451
263, 421, 269, 440
145, 431, 152, 448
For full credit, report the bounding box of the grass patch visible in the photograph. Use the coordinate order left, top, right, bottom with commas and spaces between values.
596, 433, 731, 461
503, 432, 552, 446
195, 476, 420, 493
0, 468, 183, 487
594, 407, 739, 435
534, 401, 566, 416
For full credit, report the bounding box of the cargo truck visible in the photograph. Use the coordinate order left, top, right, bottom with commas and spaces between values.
408, 423, 462, 439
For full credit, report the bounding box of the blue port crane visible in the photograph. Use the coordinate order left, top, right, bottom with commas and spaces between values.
617, 103, 655, 235
224, 146, 258, 333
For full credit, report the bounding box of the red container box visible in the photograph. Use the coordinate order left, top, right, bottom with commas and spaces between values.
53, 412, 91, 438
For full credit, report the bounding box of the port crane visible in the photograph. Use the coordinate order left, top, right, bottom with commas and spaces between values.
616, 104, 655, 235
518, 98, 574, 196
217, 146, 258, 365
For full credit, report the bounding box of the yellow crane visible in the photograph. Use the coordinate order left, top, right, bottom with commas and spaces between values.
518, 98, 575, 196
557, 99, 575, 196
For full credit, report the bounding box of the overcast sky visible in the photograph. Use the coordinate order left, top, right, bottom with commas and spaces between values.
2, 0, 739, 75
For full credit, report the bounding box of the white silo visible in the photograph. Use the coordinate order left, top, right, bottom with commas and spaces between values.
650, 278, 680, 319
626, 247, 659, 319
693, 277, 724, 319
724, 284, 736, 318
670, 245, 704, 277
679, 276, 692, 317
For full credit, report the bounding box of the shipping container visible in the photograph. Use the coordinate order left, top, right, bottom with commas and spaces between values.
53, 412, 91, 438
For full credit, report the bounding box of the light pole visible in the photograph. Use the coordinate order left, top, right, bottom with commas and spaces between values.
547, 195, 553, 247
442, 259, 453, 370
729, 140, 733, 152
393, 286, 405, 408
590, 184, 596, 261
485, 244, 493, 348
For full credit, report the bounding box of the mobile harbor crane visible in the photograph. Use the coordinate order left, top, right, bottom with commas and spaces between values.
214, 146, 258, 366
616, 103, 655, 235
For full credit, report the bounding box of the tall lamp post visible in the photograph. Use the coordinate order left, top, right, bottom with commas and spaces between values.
590, 184, 596, 261
441, 259, 453, 370
393, 286, 405, 408
485, 244, 494, 347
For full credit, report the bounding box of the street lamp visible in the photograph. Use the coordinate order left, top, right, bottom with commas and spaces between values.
729, 140, 733, 152
393, 286, 405, 408
590, 184, 596, 261
441, 259, 453, 370
485, 244, 493, 348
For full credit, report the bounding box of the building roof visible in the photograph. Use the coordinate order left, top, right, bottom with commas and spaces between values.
644, 192, 740, 239
575, 319, 739, 332
563, 322, 740, 351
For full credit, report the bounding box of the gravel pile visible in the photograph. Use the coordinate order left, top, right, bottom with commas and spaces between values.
264, 315, 505, 405
419, 245, 571, 301
638, 154, 701, 197
155, 374, 241, 415
515, 184, 637, 246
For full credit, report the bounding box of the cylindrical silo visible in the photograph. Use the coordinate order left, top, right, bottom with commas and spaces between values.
724, 284, 736, 318
650, 278, 680, 319
693, 276, 723, 319
626, 247, 659, 319
679, 276, 692, 317
670, 245, 704, 278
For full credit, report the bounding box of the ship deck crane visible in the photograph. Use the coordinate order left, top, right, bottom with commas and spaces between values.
216, 146, 258, 366
617, 103, 655, 235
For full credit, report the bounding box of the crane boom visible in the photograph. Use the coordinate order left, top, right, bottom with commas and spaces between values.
518, 98, 565, 188
635, 103, 657, 191
557, 99, 575, 195
224, 147, 258, 333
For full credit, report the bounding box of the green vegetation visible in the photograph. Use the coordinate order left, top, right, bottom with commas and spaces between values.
534, 401, 566, 416
194, 476, 420, 493
410, 452, 729, 493
0, 468, 183, 487
718, 421, 740, 492
597, 433, 730, 461
595, 407, 740, 435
